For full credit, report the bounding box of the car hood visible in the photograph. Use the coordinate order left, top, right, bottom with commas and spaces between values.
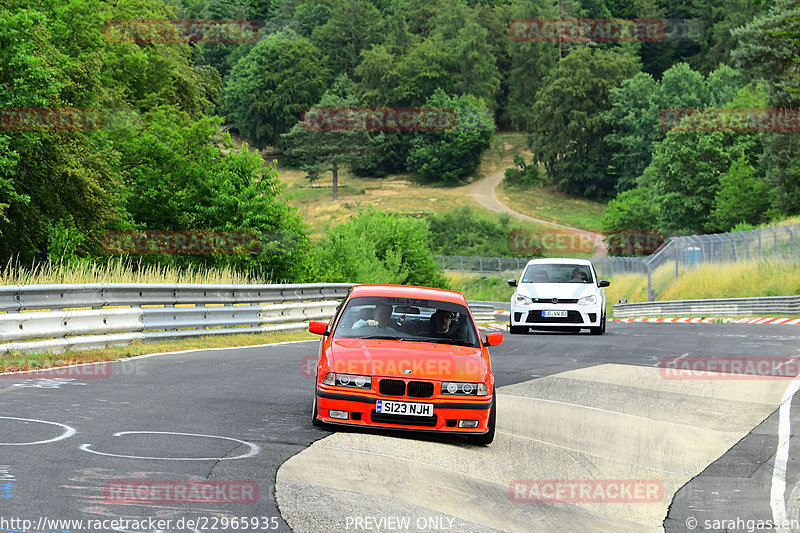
329, 338, 487, 381
515, 283, 597, 300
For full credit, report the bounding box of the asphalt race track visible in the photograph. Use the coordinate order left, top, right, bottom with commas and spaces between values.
2, 322, 800, 533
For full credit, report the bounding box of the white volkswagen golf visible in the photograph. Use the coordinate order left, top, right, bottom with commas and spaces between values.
508, 258, 610, 335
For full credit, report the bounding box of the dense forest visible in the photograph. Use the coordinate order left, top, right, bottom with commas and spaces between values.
1, 0, 799, 283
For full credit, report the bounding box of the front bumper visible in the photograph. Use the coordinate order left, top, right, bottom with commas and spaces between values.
315, 389, 493, 434
510, 304, 602, 328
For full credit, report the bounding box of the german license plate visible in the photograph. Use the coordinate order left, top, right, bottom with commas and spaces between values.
542, 310, 568, 318
376, 400, 433, 417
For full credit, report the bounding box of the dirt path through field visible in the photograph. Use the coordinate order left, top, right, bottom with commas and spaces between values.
463, 165, 608, 256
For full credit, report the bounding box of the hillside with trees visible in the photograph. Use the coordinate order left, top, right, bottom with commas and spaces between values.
1, 0, 798, 283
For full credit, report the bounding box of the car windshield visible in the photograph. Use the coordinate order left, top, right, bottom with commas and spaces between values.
333, 296, 480, 347
521, 264, 594, 284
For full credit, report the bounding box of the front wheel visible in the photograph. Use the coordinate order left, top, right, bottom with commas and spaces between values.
468, 397, 496, 445
312, 394, 324, 427
590, 313, 606, 335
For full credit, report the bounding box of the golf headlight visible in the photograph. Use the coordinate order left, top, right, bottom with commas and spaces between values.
578, 295, 597, 306
442, 382, 488, 396
322, 373, 371, 389
514, 294, 533, 305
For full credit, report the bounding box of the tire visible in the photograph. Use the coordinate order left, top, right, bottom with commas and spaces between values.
590, 313, 606, 335
312, 394, 324, 427
509, 324, 528, 334
468, 397, 496, 445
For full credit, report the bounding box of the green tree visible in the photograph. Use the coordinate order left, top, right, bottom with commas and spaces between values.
117, 107, 311, 279
222, 28, 329, 147
645, 108, 762, 234
732, 0, 800, 215
504, 0, 558, 130
604, 72, 659, 193
406, 90, 495, 183
601, 187, 659, 255
710, 156, 771, 232
280, 76, 372, 200
0, 4, 127, 260
310, 0, 384, 75
605, 63, 744, 193
528, 46, 638, 199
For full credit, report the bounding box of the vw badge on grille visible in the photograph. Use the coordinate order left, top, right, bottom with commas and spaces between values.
552, 298, 558, 304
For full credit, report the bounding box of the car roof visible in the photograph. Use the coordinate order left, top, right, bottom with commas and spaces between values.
349, 284, 467, 305
523, 258, 594, 267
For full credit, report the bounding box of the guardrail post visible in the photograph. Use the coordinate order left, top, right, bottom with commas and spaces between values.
647, 262, 654, 302
788, 227, 794, 260
460, 256, 464, 274
478, 256, 483, 275
496, 258, 502, 280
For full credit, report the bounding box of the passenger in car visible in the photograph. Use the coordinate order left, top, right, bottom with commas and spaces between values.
353, 304, 397, 329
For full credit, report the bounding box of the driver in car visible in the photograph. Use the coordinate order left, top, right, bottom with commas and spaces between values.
570, 267, 588, 282
429, 309, 454, 338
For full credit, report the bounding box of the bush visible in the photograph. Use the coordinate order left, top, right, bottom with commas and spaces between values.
503, 154, 545, 188
312, 207, 448, 287
427, 206, 541, 257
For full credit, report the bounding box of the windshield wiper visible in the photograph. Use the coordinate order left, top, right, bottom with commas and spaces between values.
358, 335, 408, 341
415, 337, 477, 347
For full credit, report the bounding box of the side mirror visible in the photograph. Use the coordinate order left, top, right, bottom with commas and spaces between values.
308, 321, 328, 335
507, 279, 518, 287
598, 280, 610, 288
484, 332, 503, 346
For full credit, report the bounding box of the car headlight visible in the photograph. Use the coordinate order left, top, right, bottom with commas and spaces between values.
514, 294, 533, 305
442, 381, 489, 396
577, 295, 597, 306
322, 372, 371, 389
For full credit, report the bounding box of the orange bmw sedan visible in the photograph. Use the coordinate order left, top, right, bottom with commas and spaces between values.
307, 284, 502, 445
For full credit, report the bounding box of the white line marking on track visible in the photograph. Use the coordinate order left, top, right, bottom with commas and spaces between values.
0, 416, 76, 446
80, 431, 260, 461
771, 375, 800, 532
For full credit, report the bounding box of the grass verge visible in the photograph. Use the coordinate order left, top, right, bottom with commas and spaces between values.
496, 181, 608, 231
0, 330, 316, 373
445, 272, 514, 303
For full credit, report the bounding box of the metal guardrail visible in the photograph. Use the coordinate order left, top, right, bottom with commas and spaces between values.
0, 283, 353, 355
0, 284, 503, 355
613, 295, 800, 318
465, 301, 496, 322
